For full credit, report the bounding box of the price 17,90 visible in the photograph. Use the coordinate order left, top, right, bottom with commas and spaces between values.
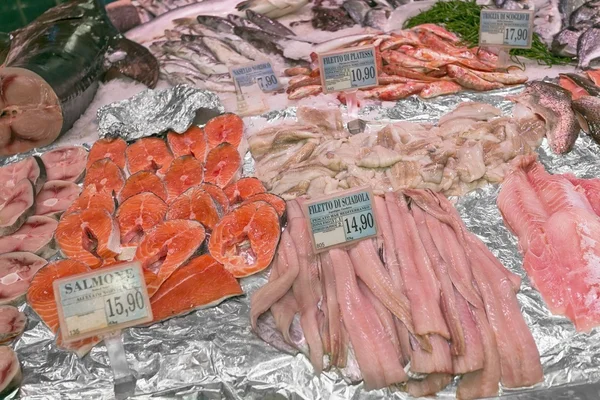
344, 212, 375, 236
106, 290, 145, 320
350, 66, 376, 84
504, 27, 528, 42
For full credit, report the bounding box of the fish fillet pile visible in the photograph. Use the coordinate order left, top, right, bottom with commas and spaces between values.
286, 24, 527, 100
251, 189, 543, 398
0, 146, 87, 306
248, 104, 546, 200
27, 113, 284, 356
498, 155, 600, 332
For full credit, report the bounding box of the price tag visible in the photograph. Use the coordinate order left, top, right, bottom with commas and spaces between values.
479, 9, 534, 49
54, 262, 152, 342
229, 60, 281, 93
318, 45, 379, 93
303, 186, 378, 253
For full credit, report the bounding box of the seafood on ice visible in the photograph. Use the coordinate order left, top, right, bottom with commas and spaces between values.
25, 112, 282, 356
247, 104, 546, 200
251, 190, 543, 397
498, 155, 600, 332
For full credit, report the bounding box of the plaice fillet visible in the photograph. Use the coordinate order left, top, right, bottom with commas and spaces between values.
151, 254, 242, 322
35, 180, 81, 216
135, 219, 206, 297
0, 179, 36, 236
40, 146, 87, 182
0, 215, 58, 258
0, 156, 46, 197
55, 208, 121, 268
0, 305, 26, 344
0, 252, 46, 306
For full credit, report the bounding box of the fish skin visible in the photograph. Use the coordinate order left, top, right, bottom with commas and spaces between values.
364, 8, 390, 30
559, 73, 600, 96
551, 28, 581, 58
245, 9, 296, 37
572, 95, 600, 144
288, 85, 323, 100
236, 0, 309, 19
570, 0, 600, 27
447, 65, 504, 91
420, 81, 462, 98
201, 36, 253, 65
578, 26, 600, 69
508, 81, 580, 154
196, 15, 237, 34
343, 0, 371, 25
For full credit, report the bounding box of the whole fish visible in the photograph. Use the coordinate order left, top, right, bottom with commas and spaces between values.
447, 65, 504, 91
559, 73, 600, 96
1, 0, 158, 156
233, 26, 283, 54
364, 8, 390, 30
196, 15, 237, 34
313, 34, 376, 53
551, 28, 582, 58
570, 0, 600, 28
245, 9, 296, 37
222, 37, 270, 61
362, 82, 427, 100
577, 26, 600, 69
420, 81, 462, 98
508, 81, 580, 154
343, 0, 371, 25
288, 85, 323, 100
161, 41, 229, 75
202, 36, 252, 65
228, 14, 255, 28
236, 0, 309, 19
572, 95, 600, 144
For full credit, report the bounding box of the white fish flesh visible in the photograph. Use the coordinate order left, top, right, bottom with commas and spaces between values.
0, 252, 47, 306
34, 181, 82, 217
0, 216, 58, 258
0, 305, 26, 344
40, 146, 88, 182
0, 180, 35, 236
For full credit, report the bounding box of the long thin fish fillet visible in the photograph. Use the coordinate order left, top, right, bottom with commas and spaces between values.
250, 229, 299, 330
412, 205, 465, 356
457, 306, 501, 399
328, 248, 388, 390
319, 280, 330, 358
384, 192, 449, 339
287, 200, 323, 374
409, 333, 453, 374
270, 289, 300, 347
407, 373, 453, 398
451, 288, 484, 374
320, 252, 343, 367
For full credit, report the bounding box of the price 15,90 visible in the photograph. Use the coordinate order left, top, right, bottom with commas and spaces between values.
106, 290, 145, 320
504, 27, 528, 42
350, 66, 376, 84
344, 212, 375, 235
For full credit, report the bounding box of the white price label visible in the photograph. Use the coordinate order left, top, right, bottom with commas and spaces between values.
479, 9, 534, 49
54, 262, 152, 342
230, 60, 281, 93
318, 45, 379, 93
303, 186, 378, 253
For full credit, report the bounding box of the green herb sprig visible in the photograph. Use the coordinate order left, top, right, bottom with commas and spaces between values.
403, 0, 572, 66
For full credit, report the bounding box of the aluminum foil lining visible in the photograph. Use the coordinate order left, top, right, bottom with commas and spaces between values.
97, 84, 224, 140
11, 84, 600, 399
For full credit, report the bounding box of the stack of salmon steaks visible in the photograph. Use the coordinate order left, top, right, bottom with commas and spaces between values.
24, 113, 284, 356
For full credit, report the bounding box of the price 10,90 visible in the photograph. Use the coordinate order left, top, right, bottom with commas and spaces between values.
106, 290, 145, 320
350, 66, 376, 84
344, 212, 375, 235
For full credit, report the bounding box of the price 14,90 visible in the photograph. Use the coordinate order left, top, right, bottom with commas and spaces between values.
106, 290, 145, 320
350, 66, 376, 84
344, 212, 375, 235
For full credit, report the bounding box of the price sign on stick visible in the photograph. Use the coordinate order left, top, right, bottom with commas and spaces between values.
54, 262, 153, 343
318, 45, 379, 93
230, 60, 281, 93
479, 9, 534, 49
303, 186, 378, 253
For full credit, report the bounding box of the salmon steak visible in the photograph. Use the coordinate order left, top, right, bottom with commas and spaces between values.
65, 184, 116, 216
56, 208, 121, 268
0, 305, 26, 344
223, 177, 266, 204
241, 193, 286, 218
0, 346, 21, 397
35, 181, 81, 217
84, 158, 126, 195
0, 252, 46, 306
209, 201, 281, 278
151, 254, 242, 322
167, 126, 207, 161
204, 143, 241, 188
135, 219, 206, 296
0, 156, 46, 196
204, 113, 243, 149
0, 216, 58, 258
198, 183, 230, 213
166, 187, 223, 230
41, 146, 88, 182
87, 138, 128, 169
116, 192, 168, 245
0, 179, 35, 236
126, 137, 174, 176
163, 156, 204, 202
27, 259, 90, 332
118, 171, 167, 203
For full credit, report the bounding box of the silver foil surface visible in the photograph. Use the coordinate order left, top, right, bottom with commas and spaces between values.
10, 84, 600, 399
97, 84, 224, 140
